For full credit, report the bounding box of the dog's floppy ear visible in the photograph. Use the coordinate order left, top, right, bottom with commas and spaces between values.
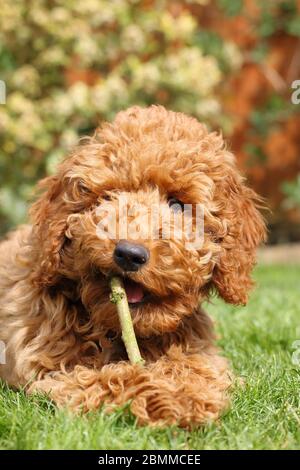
212, 175, 267, 305
29, 137, 109, 287
30, 173, 69, 287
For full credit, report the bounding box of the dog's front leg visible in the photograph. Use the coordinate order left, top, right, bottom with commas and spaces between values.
128, 345, 232, 427
29, 344, 231, 427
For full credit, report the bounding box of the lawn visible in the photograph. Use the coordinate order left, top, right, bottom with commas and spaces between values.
0, 265, 299, 450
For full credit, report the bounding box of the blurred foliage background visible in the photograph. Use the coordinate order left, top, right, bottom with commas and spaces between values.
0, 0, 299, 242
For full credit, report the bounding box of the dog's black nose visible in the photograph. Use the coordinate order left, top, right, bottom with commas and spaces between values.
113, 241, 149, 272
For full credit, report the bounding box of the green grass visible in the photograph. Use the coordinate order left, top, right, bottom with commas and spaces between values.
0, 265, 300, 450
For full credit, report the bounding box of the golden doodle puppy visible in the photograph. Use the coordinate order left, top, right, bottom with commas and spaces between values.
0, 106, 266, 427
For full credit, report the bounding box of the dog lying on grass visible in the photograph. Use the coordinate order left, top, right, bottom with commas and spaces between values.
0, 106, 266, 427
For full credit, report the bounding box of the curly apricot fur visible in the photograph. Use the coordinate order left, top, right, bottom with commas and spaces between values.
0, 106, 266, 427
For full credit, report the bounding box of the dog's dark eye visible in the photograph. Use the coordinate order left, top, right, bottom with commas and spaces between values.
78, 181, 92, 195
168, 197, 184, 213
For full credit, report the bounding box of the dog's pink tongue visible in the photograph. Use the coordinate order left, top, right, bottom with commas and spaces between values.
124, 279, 144, 304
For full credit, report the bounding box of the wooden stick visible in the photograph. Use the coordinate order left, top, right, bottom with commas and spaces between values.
109, 276, 145, 365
